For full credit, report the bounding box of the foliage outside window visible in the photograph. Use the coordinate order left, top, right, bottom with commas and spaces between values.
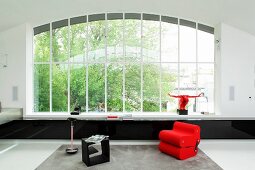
33, 13, 214, 114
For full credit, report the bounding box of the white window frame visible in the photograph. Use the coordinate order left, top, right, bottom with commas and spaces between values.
31, 13, 215, 116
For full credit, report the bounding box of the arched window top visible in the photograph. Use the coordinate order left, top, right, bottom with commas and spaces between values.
34, 13, 214, 35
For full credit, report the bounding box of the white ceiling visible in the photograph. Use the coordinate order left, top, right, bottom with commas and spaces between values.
1, 0, 255, 35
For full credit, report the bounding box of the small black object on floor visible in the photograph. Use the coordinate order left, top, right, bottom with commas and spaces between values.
66, 147, 78, 154
82, 137, 110, 166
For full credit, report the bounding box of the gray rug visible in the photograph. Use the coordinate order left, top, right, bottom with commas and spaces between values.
36, 145, 222, 170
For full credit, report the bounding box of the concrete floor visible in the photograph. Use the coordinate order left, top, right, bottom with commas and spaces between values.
0, 139, 254, 170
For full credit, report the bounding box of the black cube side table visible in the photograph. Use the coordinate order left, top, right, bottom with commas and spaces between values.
82, 137, 110, 166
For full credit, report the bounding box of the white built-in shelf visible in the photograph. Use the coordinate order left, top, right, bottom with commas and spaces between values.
0, 108, 23, 125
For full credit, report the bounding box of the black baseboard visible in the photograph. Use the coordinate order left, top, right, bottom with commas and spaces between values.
0, 120, 255, 139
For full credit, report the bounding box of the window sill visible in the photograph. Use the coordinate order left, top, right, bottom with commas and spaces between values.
23, 111, 225, 121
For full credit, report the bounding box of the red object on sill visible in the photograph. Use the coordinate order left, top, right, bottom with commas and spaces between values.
168, 93, 202, 110
158, 121, 200, 160
107, 116, 118, 119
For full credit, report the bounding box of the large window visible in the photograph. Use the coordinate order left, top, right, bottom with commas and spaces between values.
33, 13, 214, 114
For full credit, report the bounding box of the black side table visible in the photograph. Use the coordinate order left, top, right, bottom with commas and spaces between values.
82, 137, 110, 166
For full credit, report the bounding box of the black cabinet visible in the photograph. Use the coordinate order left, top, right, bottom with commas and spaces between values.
82, 137, 110, 166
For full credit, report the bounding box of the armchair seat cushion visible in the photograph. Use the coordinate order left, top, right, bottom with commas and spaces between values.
159, 130, 197, 147
159, 141, 197, 160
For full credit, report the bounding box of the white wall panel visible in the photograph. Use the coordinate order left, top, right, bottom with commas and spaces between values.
0, 24, 27, 111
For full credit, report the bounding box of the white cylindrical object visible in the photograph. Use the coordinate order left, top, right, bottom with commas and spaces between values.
167, 101, 171, 112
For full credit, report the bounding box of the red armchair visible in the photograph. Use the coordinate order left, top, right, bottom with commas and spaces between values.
158, 121, 200, 160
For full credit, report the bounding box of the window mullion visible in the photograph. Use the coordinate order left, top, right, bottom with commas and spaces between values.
86, 16, 89, 113
141, 14, 143, 112
31, 36, 35, 113
32, 31, 35, 112
195, 23, 199, 113
122, 14, 125, 113
105, 14, 107, 112
196, 23, 198, 96
159, 15, 162, 113
50, 23, 53, 113
177, 19, 180, 95
67, 18, 71, 113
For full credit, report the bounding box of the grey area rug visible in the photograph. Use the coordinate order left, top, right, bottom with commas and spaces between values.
36, 145, 222, 170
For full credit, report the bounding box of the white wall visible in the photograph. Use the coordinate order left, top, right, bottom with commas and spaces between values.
219, 24, 255, 116
214, 23, 221, 115
28, 0, 218, 29
0, 24, 27, 112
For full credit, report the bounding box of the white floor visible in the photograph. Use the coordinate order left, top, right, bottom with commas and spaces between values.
0, 139, 254, 170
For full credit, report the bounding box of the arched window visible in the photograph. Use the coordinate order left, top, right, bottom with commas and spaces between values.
33, 13, 214, 114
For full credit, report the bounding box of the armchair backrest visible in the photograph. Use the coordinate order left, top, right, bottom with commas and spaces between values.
173, 121, 200, 140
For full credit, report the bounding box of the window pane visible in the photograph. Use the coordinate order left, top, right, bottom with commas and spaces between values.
125, 64, 141, 112
34, 31, 50, 62
143, 64, 160, 112
34, 64, 50, 111
70, 64, 86, 112
179, 64, 197, 94
179, 64, 197, 112
197, 64, 214, 113
124, 19, 141, 62
142, 20, 160, 62
107, 20, 124, 62
180, 25, 196, 62
88, 21, 106, 62
198, 30, 214, 62
52, 64, 68, 112
107, 64, 123, 112
70, 23, 86, 63
88, 64, 105, 112
52, 26, 68, 62
161, 64, 178, 112
161, 22, 178, 62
